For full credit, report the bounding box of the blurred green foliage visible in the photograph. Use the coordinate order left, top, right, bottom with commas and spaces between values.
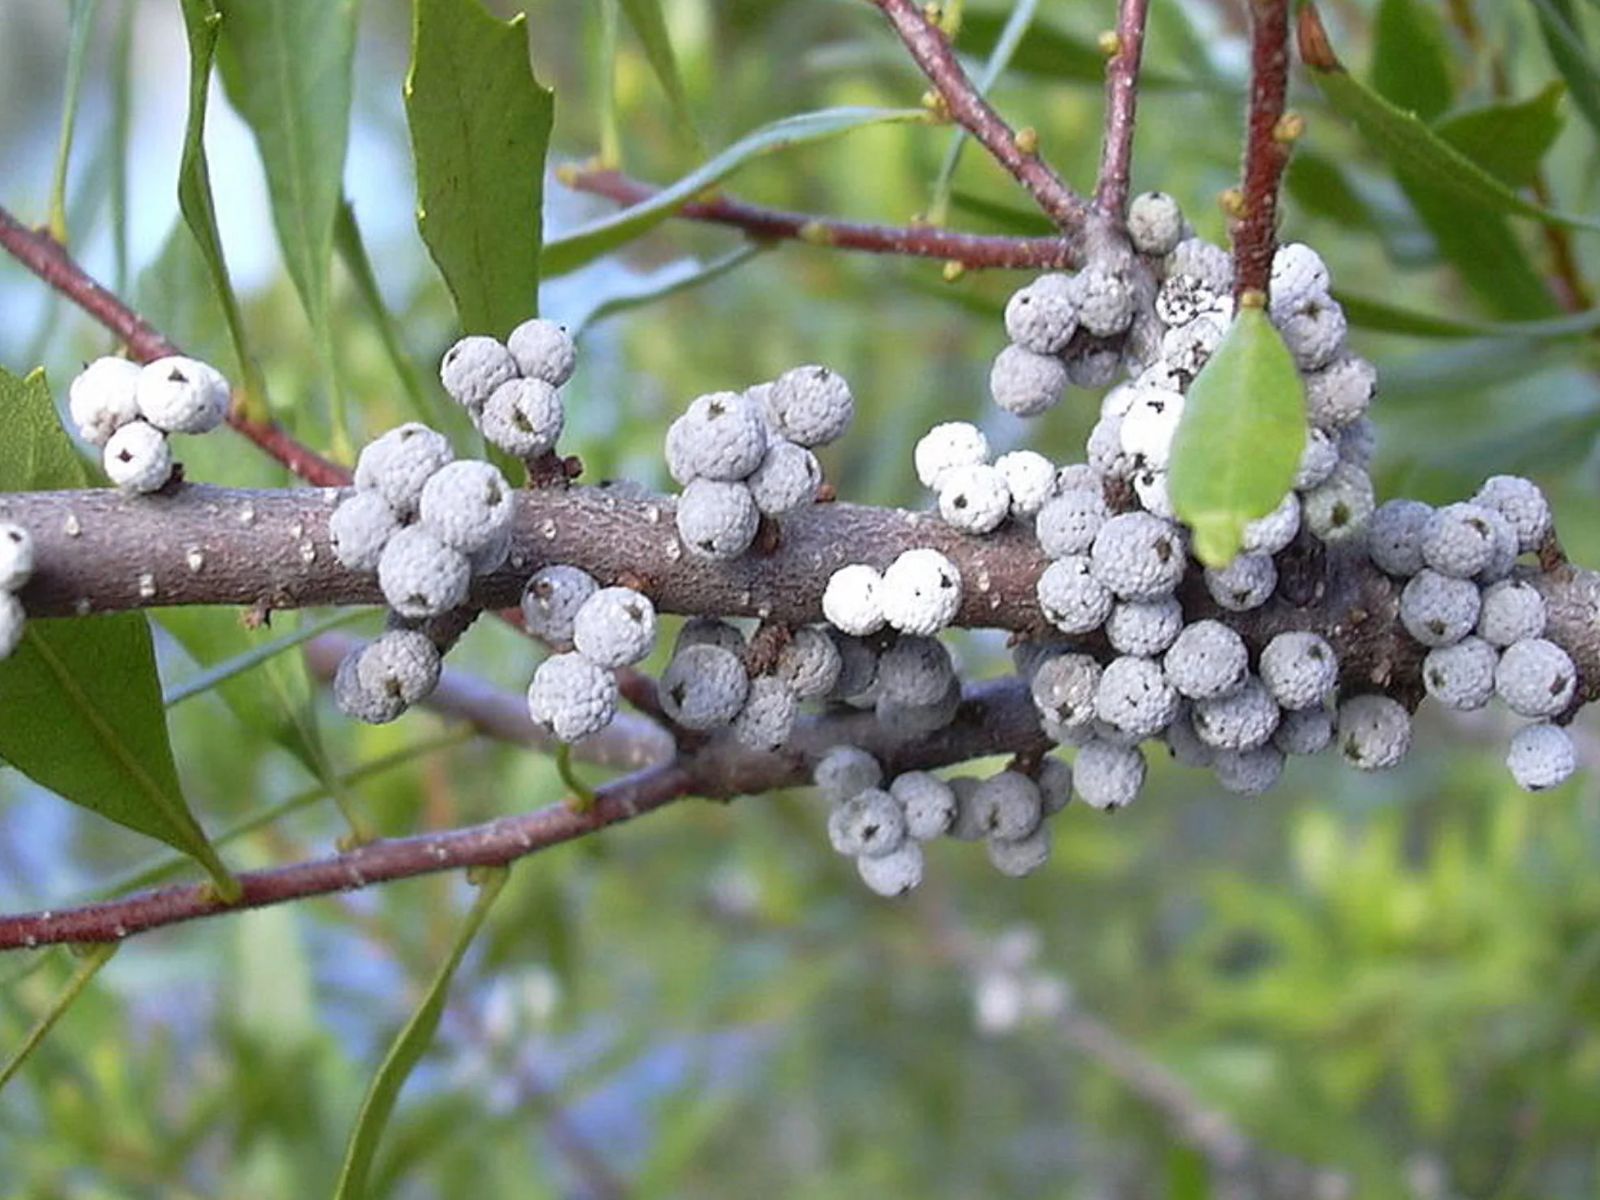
1, 0, 1599, 1197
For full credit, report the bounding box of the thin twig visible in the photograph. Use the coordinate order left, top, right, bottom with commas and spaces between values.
870, 0, 1089, 230
1231, 0, 1295, 298
562, 169, 1080, 269
1093, 0, 1152, 217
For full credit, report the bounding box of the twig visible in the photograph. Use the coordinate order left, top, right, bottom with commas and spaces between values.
562, 169, 1080, 270
0, 204, 347, 487
1231, 0, 1295, 298
870, 0, 1089, 230
1093, 0, 1152, 217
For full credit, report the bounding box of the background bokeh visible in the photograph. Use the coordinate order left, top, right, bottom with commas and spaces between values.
3, 1, 1600, 1196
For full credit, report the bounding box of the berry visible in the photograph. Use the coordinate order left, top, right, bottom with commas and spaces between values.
1366, 499, 1433, 577
0, 593, 25, 659
1035, 487, 1109, 558
527, 652, 618, 742
1132, 468, 1175, 520
1213, 745, 1285, 795
0, 523, 35, 593
1030, 652, 1102, 732
1259, 631, 1338, 710
440, 335, 518, 413
1105, 596, 1183, 657
766, 365, 854, 447
1269, 243, 1331, 316
937, 463, 1011, 534
329, 490, 401, 572
876, 675, 959, 739
775, 627, 843, 700
1336, 694, 1412, 770
986, 821, 1053, 878
572, 586, 657, 668
470, 525, 512, 575
1473, 475, 1551, 553
989, 344, 1069, 417
877, 635, 955, 706
1037, 757, 1074, 814
377, 525, 471, 618
828, 789, 907, 857
1422, 636, 1497, 711
357, 629, 443, 709
1301, 462, 1374, 543
892, 771, 958, 839
1475, 506, 1519, 583
1073, 739, 1146, 811
135, 356, 229, 435
914, 422, 990, 490
995, 450, 1057, 518
1242, 493, 1301, 556
520, 565, 598, 647
1086, 413, 1135, 479
1118, 386, 1185, 470
334, 649, 405, 725
1126, 191, 1184, 257
1400, 569, 1481, 647
354, 424, 454, 517
823, 563, 885, 636
1204, 552, 1277, 612
102, 420, 172, 493
970, 771, 1043, 840
1155, 274, 1219, 327
664, 417, 699, 486
1003, 274, 1079, 354
1506, 723, 1576, 792
1277, 295, 1348, 371
1074, 264, 1135, 337
676, 478, 759, 560
671, 391, 769, 481
827, 631, 879, 701
1164, 620, 1248, 701
659, 643, 750, 729
417, 460, 514, 555
1294, 427, 1339, 491
505, 318, 577, 387
1495, 637, 1576, 718
1164, 705, 1215, 767
731, 676, 799, 750
1303, 354, 1376, 430
1165, 237, 1233, 294
880, 548, 963, 636
1477, 578, 1546, 646
1160, 313, 1227, 377
479, 378, 564, 458
1420, 502, 1499, 579
1094, 655, 1180, 740
1273, 705, 1333, 756
1037, 554, 1114, 634
1193, 676, 1279, 751
68, 357, 141, 446
676, 616, 746, 656
1338, 418, 1377, 470
856, 841, 924, 897
1090, 512, 1185, 601
748, 439, 822, 515
814, 745, 883, 802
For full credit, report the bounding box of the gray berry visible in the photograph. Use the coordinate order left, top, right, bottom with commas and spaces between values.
1422, 636, 1497, 711
1192, 676, 1279, 751
1164, 620, 1248, 701
1094, 655, 1179, 740
377, 525, 471, 619
479, 378, 564, 458
1035, 487, 1109, 558
1036, 555, 1114, 634
356, 629, 442, 710
1366, 499, 1433, 577
1301, 462, 1374, 543
659, 643, 750, 729
990, 344, 1069, 417
1259, 631, 1338, 711
1090, 512, 1186, 601
828, 788, 906, 858
506, 318, 577, 387
1030, 652, 1102, 732
334, 649, 406, 725
970, 771, 1044, 841
672, 390, 769, 481
1273, 705, 1333, 756
1399, 569, 1481, 647
520, 565, 598, 647
526, 652, 618, 742
730, 676, 799, 750
1420, 502, 1499, 579
329, 490, 400, 572
440, 336, 517, 413
417, 459, 515, 555
766, 365, 854, 447
1003, 274, 1079, 354
572, 586, 657, 668
1073, 739, 1146, 811
1506, 722, 1576, 791
748, 439, 822, 515
1477, 578, 1546, 647
877, 636, 955, 707
1126, 191, 1184, 256
814, 745, 882, 802
986, 820, 1054, 878
1105, 597, 1184, 657
1494, 637, 1576, 718
892, 771, 958, 840
775, 626, 843, 700
1204, 552, 1277, 612
1213, 745, 1285, 795
855, 841, 924, 897
1473, 475, 1551, 553
354, 423, 455, 517
1336, 694, 1412, 770
676, 479, 759, 560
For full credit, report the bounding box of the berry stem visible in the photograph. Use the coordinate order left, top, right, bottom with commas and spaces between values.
1231, 0, 1294, 299
1093, 0, 1151, 218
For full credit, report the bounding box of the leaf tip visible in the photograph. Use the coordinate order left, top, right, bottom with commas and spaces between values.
1297, 4, 1342, 73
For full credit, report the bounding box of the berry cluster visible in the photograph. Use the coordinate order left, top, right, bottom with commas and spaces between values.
70, 355, 231, 492
524, 567, 656, 742
0, 521, 35, 658
668, 365, 849, 560
439, 319, 575, 460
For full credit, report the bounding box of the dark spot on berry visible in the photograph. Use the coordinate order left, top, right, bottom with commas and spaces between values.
1427, 619, 1446, 637
1551, 674, 1570, 696
953, 495, 969, 509
1309, 644, 1325, 660
1331, 502, 1350, 527
167, 367, 188, 383
1155, 538, 1173, 563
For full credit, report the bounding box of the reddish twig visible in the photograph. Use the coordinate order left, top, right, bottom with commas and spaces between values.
1231, 0, 1295, 298
563, 168, 1080, 269
0, 204, 348, 488
870, 0, 1088, 231
1094, 0, 1152, 217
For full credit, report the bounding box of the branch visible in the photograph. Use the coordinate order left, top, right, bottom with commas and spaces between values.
0, 677, 1049, 950
870, 0, 1089, 230
0, 204, 348, 488
561, 168, 1081, 270
1231, 0, 1294, 298
1093, 0, 1152, 217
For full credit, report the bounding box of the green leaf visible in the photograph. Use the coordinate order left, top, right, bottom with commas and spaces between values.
214, 0, 357, 343
48, 0, 99, 245
956, 9, 1217, 91
334, 868, 509, 1200
0, 944, 117, 1096
405, 0, 554, 338
1337, 289, 1600, 339
1435, 84, 1566, 189
1168, 308, 1307, 567
542, 106, 927, 277
0, 370, 236, 895
1398, 180, 1561, 319
1284, 150, 1376, 230
1531, 0, 1600, 137
618, 0, 701, 149
1369, 0, 1453, 122
176, 0, 263, 403
1307, 57, 1600, 233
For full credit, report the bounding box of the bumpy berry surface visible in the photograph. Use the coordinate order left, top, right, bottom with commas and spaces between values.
506, 318, 577, 387
572, 586, 657, 668
879, 548, 962, 636
659, 643, 750, 729
527, 652, 618, 742
329, 490, 401, 572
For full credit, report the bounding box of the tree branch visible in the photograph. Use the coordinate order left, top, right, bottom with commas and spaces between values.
870, 0, 1089, 230
0, 204, 348, 487
1231, 0, 1294, 298
560, 168, 1080, 270
1093, 0, 1151, 217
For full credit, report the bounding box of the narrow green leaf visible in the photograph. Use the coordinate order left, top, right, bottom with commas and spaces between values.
618, 0, 701, 149
1435, 84, 1567, 189
109, 1, 134, 293
405, 0, 554, 338
1284, 151, 1376, 229
570, 244, 766, 336
0, 369, 236, 897
0, 944, 117, 1096
543, 106, 927, 277
1369, 0, 1453, 122
334, 868, 509, 1199
1399, 178, 1561, 319
1531, 0, 1600, 137
332, 201, 435, 424
956, 10, 1217, 91
161, 610, 356, 711
1337, 289, 1600, 339
48, 0, 99, 244
1168, 308, 1306, 567
1308, 59, 1600, 233
176, 0, 263, 403
595, 0, 623, 170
